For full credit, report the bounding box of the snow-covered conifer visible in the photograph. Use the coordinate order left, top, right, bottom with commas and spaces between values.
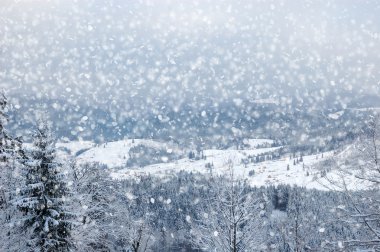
0, 92, 26, 251
17, 119, 74, 251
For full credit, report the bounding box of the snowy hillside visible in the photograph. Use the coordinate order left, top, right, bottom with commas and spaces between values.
58, 138, 358, 190
58, 139, 182, 168
111, 148, 335, 190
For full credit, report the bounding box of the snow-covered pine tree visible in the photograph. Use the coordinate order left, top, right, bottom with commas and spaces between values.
0, 91, 25, 167
0, 92, 12, 162
285, 187, 305, 252
0, 92, 22, 194
0, 92, 27, 251
0, 91, 13, 209
17, 120, 74, 252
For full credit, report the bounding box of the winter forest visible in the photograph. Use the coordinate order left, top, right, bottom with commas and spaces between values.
1, 0, 380, 251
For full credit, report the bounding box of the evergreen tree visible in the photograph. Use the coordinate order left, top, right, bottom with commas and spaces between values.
0, 91, 25, 166
286, 188, 304, 252
17, 120, 74, 252
0, 92, 24, 183
0, 92, 13, 207
0, 92, 12, 163
0, 92, 26, 251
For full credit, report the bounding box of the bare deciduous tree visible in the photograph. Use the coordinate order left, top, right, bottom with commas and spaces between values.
191, 163, 267, 252
325, 114, 380, 250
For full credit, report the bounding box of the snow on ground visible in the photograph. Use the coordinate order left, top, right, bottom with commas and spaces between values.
112, 146, 282, 179
203, 147, 281, 164
75, 139, 181, 168
246, 152, 334, 190
314, 144, 376, 191
109, 144, 343, 190
328, 111, 344, 120
68, 138, 364, 191
111, 148, 337, 190
245, 149, 370, 191
56, 141, 95, 156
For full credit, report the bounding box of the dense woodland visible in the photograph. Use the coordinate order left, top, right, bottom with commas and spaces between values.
1, 92, 380, 252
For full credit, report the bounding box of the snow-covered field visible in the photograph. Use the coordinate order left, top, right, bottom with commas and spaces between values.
58, 138, 182, 168
112, 149, 337, 190
56, 141, 95, 156
112, 145, 282, 179
56, 138, 363, 190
